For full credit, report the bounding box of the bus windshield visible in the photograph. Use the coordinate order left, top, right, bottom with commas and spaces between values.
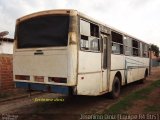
17, 15, 69, 48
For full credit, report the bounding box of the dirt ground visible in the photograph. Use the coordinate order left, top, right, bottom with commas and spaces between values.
0, 67, 160, 120
126, 87, 160, 114
125, 67, 160, 114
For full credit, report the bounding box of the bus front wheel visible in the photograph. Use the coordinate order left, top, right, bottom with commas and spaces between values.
110, 76, 121, 99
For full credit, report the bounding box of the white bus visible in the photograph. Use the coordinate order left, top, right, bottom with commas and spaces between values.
13, 9, 149, 98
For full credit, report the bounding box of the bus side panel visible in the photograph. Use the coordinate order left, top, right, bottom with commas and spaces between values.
138, 68, 146, 79
111, 54, 125, 70
125, 56, 149, 83
78, 51, 101, 73
77, 51, 102, 95
77, 73, 101, 95
110, 54, 149, 92
132, 69, 140, 82
110, 54, 125, 86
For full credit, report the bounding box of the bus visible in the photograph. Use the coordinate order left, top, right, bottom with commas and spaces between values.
13, 9, 149, 98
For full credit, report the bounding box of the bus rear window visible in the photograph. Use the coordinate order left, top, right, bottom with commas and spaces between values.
17, 15, 69, 48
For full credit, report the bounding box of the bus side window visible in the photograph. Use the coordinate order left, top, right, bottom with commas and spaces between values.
132, 39, 140, 56
142, 43, 148, 57
80, 19, 100, 52
111, 31, 123, 54
90, 37, 100, 51
80, 35, 89, 50
90, 23, 99, 37
89, 23, 100, 52
80, 20, 90, 36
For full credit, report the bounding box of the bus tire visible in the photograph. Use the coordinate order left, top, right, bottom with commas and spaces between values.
110, 76, 121, 99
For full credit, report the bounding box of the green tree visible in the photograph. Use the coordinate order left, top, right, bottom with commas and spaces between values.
150, 44, 159, 57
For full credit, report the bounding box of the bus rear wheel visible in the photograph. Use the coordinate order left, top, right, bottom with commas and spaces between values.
110, 76, 121, 99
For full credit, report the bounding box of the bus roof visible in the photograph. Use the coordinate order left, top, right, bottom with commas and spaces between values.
77, 10, 149, 45
17, 9, 149, 45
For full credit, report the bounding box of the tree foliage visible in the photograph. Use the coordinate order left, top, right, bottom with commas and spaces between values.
150, 44, 159, 57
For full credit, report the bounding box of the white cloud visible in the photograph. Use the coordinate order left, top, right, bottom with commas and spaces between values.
0, 0, 160, 48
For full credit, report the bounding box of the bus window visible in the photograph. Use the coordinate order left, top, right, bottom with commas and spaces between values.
133, 48, 139, 56
80, 35, 89, 50
111, 31, 123, 54
132, 39, 140, 56
90, 23, 99, 37
142, 43, 149, 57
80, 19, 100, 52
80, 20, 90, 36
17, 15, 69, 48
80, 36, 100, 52
90, 37, 100, 51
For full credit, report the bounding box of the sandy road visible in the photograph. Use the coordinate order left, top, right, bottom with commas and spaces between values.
0, 67, 160, 120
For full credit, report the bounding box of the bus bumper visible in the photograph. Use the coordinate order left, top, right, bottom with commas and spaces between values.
15, 82, 70, 95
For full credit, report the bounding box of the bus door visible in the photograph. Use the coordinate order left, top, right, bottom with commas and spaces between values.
101, 34, 109, 92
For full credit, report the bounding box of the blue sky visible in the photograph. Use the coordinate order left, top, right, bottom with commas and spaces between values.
0, 0, 160, 48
